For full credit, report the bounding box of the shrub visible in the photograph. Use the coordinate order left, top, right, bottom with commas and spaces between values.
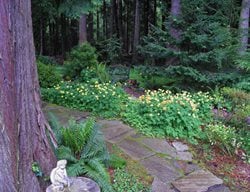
96, 36, 122, 65
64, 43, 98, 80
109, 65, 130, 83
42, 81, 128, 118
204, 123, 238, 156
79, 67, 98, 83
220, 87, 250, 127
235, 78, 250, 92
54, 118, 114, 192
235, 51, 250, 71
130, 66, 176, 90
122, 89, 213, 143
79, 63, 111, 84
37, 60, 61, 88
112, 168, 151, 192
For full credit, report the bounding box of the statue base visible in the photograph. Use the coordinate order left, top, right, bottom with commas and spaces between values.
46, 177, 100, 192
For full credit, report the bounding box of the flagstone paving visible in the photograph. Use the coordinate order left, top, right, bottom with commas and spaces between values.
43, 104, 231, 192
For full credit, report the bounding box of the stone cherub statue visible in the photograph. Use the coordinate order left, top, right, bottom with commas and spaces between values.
50, 160, 72, 191
47, 159, 100, 192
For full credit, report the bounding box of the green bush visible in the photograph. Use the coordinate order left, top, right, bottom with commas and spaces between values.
42, 81, 128, 118
64, 43, 98, 79
109, 154, 126, 169
109, 65, 130, 83
80, 63, 111, 84
129, 65, 239, 91
234, 76, 250, 92
204, 123, 238, 156
211, 87, 250, 160
122, 89, 213, 143
53, 118, 114, 192
37, 55, 58, 65
112, 168, 151, 192
96, 36, 122, 65
235, 51, 250, 71
130, 66, 176, 90
37, 60, 61, 88
218, 87, 250, 130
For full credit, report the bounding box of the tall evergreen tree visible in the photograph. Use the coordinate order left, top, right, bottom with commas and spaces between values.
0, 0, 56, 191
239, 0, 250, 54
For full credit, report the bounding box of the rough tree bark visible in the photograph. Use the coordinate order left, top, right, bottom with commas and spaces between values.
0, 0, 56, 191
239, 0, 250, 54
87, 13, 94, 43
79, 14, 87, 44
133, 0, 140, 53
170, 0, 181, 40
111, 0, 118, 36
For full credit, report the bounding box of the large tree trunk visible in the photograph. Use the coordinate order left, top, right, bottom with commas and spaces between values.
117, 0, 123, 40
97, 10, 100, 40
170, 0, 181, 40
79, 14, 87, 44
111, 0, 118, 37
87, 13, 94, 43
133, 0, 140, 53
239, 0, 250, 54
0, 0, 56, 191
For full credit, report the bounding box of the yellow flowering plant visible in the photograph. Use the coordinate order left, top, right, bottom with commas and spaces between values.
42, 81, 128, 118
123, 89, 213, 143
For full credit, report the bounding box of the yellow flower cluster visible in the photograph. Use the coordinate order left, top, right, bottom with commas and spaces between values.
138, 89, 202, 112
53, 81, 121, 100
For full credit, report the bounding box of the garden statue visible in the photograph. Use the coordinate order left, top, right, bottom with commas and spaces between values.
46, 160, 100, 192
50, 160, 72, 191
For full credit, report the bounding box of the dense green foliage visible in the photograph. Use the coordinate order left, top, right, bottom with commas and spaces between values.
80, 63, 111, 83
219, 88, 250, 158
129, 65, 241, 91
96, 36, 122, 65
51, 118, 114, 192
64, 43, 99, 80
205, 123, 238, 156
37, 60, 61, 88
140, 0, 238, 67
42, 81, 128, 117
123, 89, 212, 143
112, 168, 151, 192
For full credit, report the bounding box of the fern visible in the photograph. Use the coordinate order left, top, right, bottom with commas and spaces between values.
67, 160, 85, 176
54, 118, 113, 192
56, 146, 78, 163
48, 112, 63, 144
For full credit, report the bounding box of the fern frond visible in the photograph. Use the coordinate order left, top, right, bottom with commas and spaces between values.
87, 159, 110, 181
81, 123, 110, 165
48, 112, 63, 144
56, 146, 78, 163
83, 164, 114, 192
67, 162, 85, 177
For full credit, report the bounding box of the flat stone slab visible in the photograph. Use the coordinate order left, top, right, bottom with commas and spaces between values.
43, 103, 90, 125
172, 170, 223, 192
173, 161, 200, 175
172, 141, 189, 152
141, 138, 178, 158
98, 121, 134, 143
141, 156, 183, 184
207, 185, 231, 192
117, 138, 155, 160
46, 177, 100, 192
176, 151, 193, 162
152, 177, 177, 192
98, 120, 124, 128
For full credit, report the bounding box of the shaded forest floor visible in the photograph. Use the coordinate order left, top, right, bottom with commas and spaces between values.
123, 85, 250, 191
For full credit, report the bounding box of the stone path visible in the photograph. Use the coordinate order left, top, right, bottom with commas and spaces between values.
43, 104, 231, 192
